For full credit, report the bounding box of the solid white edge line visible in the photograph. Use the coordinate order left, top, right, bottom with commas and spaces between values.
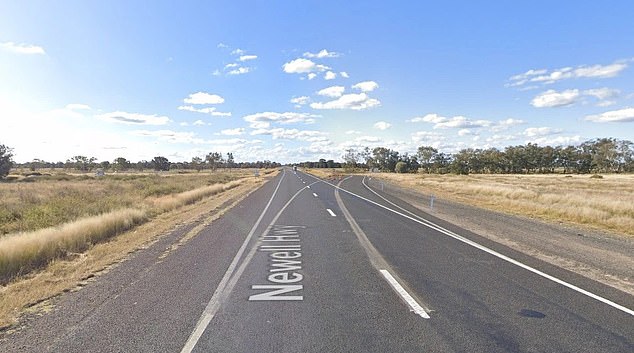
326, 208, 337, 217
313, 193, 318, 197
324, 175, 634, 317
380, 270, 430, 319
180, 170, 287, 353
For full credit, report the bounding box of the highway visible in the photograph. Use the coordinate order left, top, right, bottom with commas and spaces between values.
2, 167, 633, 352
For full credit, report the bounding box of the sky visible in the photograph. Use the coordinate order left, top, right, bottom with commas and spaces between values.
1, 0, 633, 163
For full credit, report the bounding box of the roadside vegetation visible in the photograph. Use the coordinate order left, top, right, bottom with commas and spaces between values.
0, 169, 257, 284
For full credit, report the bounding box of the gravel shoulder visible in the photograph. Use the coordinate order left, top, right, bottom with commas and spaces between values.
368, 177, 634, 296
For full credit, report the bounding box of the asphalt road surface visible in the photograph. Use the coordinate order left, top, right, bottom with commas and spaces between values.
2, 168, 633, 352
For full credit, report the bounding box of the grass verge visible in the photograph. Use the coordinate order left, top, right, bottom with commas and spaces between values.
0, 172, 274, 329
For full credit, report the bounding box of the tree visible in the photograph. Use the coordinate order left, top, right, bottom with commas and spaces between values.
342, 148, 360, 171
113, 157, 131, 171
395, 161, 408, 173
0, 144, 14, 179
151, 156, 170, 171
226, 152, 235, 170
68, 155, 97, 171
417, 146, 438, 173
206, 152, 223, 171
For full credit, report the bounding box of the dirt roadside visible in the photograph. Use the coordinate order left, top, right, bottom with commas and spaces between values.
365, 177, 634, 296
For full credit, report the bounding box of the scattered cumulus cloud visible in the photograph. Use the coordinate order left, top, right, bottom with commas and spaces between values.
65, 104, 91, 111
317, 85, 345, 98
373, 121, 392, 130
239, 55, 258, 62
528, 135, 582, 146
324, 71, 337, 80
219, 128, 245, 136
178, 105, 231, 117
345, 130, 361, 135
0, 41, 46, 55
523, 127, 562, 137
508, 60, 628, 87
250, 128, 329, 142
530, 89, 580, 108
307, 73, 317, 80
585, 107, 634, 123
243, 111, 320, 128
283, 58, 330, 74
352, 81, 379, 92
227, 66, 250, 75
340, 72, 350, 78
290, 96, 310, 106
303, 49, 340, 58
410, 113, 492, 129
183, 92, 224, 105
131, 130, 199, 144
310, 93, 380, 111
231, 48, 246, 56
98, 111, 171, 125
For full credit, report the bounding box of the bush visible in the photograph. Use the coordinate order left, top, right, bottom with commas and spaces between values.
0, 144, 13, 179
395, 161, 408, 173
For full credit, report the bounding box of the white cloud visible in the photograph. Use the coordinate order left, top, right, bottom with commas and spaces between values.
193, 119, 207, 126
239, 55, 258, 62
225, 63, 239, 69
409, 113, 494, 130
217, 43, 228, 48
523, 127, 562, 137
508, 60, 628, 87
583, 87, 619, 100
0, 41, 46, 55
317, 85, 345, 98
178, 105, 231, 117
324, 71, 337, 80
310, 93, 380, 111
340, 71, 349, 78
585, 107, 634, 123
345, 130, 361, 135
411, 131, 445, 145
373, 121, 392, 130
183, 92, 225, 105
352, 81, 379, 92
290, 96, 310, 105
531, 89, 580, 108
65, 104, 91, 111
227, 66, 250, 75
219, 128, 245, 136
458, 129, 476, 136
250, 127, 329, 142
307, 73, 317, 80
212, 69, 221, 76
303, 49, 340, 58
231, 48, 246, 55
528, 135, 582, 146
243, 111, 320, 128
131, 130, 200, 144
98, 111, 171, 125
282, 58, 330, 74
490, 118, 525, 132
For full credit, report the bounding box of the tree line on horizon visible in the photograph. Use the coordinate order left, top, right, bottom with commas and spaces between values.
329, 137, 634, 174
0, 147, 281, 179
1, 137, 633, 179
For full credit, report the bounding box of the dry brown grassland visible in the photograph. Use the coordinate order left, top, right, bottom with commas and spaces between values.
306, 168, 634, 237
0, 169, 276, 328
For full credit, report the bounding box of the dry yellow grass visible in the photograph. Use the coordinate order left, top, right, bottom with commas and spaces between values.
372, 173, 634, 236
0, 209, 147, 283
0, 171, 258, 283
0, 172, 275, 329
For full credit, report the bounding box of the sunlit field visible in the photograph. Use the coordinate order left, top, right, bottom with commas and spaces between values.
306, 168, 634, 237
0, 169, 259, 283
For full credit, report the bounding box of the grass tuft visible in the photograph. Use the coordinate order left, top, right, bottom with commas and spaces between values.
0, 208, 147, 284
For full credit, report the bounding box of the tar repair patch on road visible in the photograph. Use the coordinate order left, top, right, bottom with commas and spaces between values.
249, 225, 305, 301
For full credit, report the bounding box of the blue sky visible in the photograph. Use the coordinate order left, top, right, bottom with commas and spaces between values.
1, 0, 633, 163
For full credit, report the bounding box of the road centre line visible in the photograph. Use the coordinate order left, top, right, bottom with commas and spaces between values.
326, 209, 337, 217
180, 170, 287, 353
349, 175, 634, 317
380, 270, 430, 318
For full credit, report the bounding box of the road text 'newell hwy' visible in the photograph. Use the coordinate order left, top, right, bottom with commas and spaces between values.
249, 225, 305, 301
